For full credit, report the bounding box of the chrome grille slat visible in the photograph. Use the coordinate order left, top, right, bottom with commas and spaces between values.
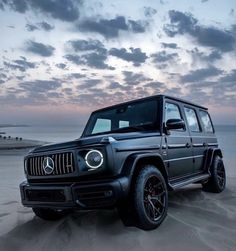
27, 152, 75, 176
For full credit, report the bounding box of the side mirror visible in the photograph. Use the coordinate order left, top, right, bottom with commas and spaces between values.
166, 119, 185, 130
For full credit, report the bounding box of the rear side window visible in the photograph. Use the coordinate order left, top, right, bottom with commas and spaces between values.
184, 107, 201, 132
199, 110, 214, 133
165, 103, 182, 122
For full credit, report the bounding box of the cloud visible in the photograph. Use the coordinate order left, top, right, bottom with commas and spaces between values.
26, 40, 55, 57
39, 21, 54, 31
25, 23, 39, 31
161, 42, 178, 49
25, 21, 54, 32
68, 39, 105, 53
55, 63, 67, 69
79, 16, 147, 39
123, 71, 152, 85
219, 69, 236, 83
19, 79, 62, 93
65, 50, 114, 70
78, 79, 101, 89
143, 7, 157, 17
2, 0, 80, 22
151, 50, 178, 63
164, 10, 236, 52
180, 66, 223, 83
3, 58, 36, 72
189, 48, 222, 62
109, 47, 148, 66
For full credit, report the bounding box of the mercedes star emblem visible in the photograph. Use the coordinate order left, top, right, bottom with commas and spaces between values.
43, 157, 54, 174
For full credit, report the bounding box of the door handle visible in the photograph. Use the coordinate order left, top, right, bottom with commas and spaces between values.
186, 143, 191, 148
203, 142, 208, 147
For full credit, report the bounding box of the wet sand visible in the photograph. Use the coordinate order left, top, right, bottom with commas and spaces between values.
0, 149, 236, 251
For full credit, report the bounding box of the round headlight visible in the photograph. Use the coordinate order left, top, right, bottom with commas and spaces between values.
85, 150, 103, 169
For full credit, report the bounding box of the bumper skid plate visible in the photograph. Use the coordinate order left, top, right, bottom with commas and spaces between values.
20, 177, 129, 209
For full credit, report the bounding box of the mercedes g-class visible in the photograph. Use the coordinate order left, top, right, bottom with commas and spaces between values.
20, 95, 226, 230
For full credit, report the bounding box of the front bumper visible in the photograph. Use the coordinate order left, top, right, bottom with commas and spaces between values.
20, 177, 129, 209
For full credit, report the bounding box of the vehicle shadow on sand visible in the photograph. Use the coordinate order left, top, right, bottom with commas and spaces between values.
0, 184, 236, 251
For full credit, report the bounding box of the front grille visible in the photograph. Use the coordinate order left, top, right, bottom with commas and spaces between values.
27, 152, 75, 176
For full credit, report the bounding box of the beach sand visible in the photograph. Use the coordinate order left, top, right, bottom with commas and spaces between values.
0, 148, 236, 251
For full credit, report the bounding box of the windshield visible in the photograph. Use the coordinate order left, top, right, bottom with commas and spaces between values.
83, 99, 159, 136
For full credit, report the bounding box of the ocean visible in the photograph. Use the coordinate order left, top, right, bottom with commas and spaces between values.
2, 124, 236, 176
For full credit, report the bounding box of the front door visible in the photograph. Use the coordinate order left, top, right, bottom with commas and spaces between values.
164, 101, 194, 178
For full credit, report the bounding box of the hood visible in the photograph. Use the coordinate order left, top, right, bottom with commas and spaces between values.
31, 130, 160, 154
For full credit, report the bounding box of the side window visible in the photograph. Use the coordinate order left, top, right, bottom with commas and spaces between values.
165, 102, 182, 122
199, 110, 214, 133
119, 120, 129, 128
184, 107, 201, 132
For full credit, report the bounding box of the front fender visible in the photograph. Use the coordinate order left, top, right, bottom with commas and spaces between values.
120, 153, 170, 191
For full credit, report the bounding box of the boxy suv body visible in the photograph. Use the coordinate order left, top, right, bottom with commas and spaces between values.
20, 95, 226, 230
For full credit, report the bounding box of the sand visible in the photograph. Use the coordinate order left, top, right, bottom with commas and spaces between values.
0, 149, 236, 251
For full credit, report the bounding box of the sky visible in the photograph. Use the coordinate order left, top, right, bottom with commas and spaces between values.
0, 0, 236, 126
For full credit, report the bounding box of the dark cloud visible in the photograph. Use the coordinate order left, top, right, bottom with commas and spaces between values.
65, 54, 81, 65
68, 73, 86, 79
65, 50, 114, 70
25, 23, 39, 31
19, 79, 62, 93
127, 20, 146, 33
55, 63, 67, 69
144, 7, 157, 17
180, 66, 223, 83
3, 0, 28, 13
25, 21, 54, 32
164, 10, 236, 52
79, 16, 147, 39
3, 58, 36, 72
219, 69, 236, 83
189, 48, 222, 62
145, 81, 165, 88
82, 52, 114, 70
161, 42, 178, 49
39, 21, 54, 31
2, 0, 80, 22
78, 79, 101, 89
26, 40, 55, 57
108, 82, 123, 89
68, 39, 105, 53
109, 47, 147, 66
151, 50, 178, 63
123, 71, 152, 85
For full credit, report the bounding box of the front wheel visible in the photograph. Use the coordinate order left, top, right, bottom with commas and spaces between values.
32, 207, 70, 221
128, 165, 168, 230
202, 155, 226, 193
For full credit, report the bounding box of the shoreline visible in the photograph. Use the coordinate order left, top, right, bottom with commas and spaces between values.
0, 138, 47, 150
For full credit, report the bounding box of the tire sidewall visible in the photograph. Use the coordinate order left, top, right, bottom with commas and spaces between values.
134, 166, 168, 229
211, 155, 226, 192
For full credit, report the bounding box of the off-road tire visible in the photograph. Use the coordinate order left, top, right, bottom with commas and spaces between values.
202, 155, 226, 193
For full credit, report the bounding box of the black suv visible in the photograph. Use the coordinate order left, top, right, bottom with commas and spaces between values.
20, 95, 226, 230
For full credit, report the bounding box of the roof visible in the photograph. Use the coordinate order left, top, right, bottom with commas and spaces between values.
93, 94, 208, 113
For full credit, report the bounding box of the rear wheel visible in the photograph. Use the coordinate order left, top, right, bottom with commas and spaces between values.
118, 165, 168, 230
202, 155, 226, 193
32, 207, 70, 221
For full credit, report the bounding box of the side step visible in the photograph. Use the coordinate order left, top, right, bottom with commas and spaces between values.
169, 173, 210, 190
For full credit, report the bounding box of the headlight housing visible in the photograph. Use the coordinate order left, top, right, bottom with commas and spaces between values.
85, 150, 104, 169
